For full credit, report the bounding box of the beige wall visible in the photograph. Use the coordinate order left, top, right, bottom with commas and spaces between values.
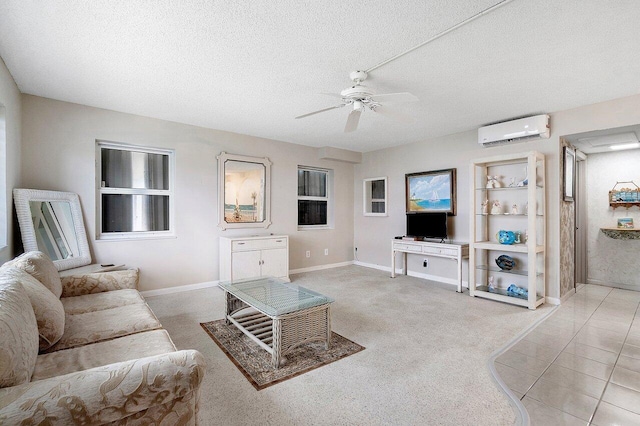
355, 94, 640, 301
0, 56, 22, 264
20, 95, 354, 291
354, 129, 558, 295
585, 149, 640, 290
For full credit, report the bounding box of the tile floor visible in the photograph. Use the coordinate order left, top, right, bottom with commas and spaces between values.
495, 284, 640, 425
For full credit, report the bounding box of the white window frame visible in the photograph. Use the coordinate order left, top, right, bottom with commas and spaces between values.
363, 176, 388, 216
297, 166, 333, 230
96, 140, 175, 240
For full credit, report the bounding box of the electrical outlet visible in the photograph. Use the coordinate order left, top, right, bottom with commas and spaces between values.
324, 249, 329, 256
423, 259, 428, 268
306, 250, 310, 258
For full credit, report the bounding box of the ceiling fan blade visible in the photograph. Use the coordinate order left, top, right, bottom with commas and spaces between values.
373, 105, 414, 124
344, 109, 362, 133
295, 104, 344, 119
370, 92, 419, 103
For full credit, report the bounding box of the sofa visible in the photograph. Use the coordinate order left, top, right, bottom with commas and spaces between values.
0, 251, 206, 425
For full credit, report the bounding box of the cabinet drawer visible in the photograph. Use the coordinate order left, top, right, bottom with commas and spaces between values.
393, 243, 422, 253
232, 238, 287, 251
422, 246, 457, 256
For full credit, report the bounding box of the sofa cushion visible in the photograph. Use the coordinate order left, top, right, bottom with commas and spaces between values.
44, 303, 163, 353
0, 275, 39, 387
1, 267, 65, 351
61, 289, 145, 315
4, 251, 62, 298
33, 329, 176, 380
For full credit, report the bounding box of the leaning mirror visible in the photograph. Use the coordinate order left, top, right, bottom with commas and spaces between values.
217, 152, 271, 230
13, 189, 91, 271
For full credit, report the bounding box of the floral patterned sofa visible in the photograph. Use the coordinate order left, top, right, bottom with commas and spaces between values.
0, 251, 206, 424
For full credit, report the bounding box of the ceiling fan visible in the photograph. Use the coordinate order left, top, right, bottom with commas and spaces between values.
295, 71, 419, 133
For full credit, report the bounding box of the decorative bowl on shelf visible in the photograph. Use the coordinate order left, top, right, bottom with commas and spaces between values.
496, 230, 516, 245
495, 255, 516, 270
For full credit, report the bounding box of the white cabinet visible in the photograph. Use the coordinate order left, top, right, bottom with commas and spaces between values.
219, 235, 289, 282
469, 151, 545, 309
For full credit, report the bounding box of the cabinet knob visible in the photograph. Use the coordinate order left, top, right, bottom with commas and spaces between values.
237, 242, 245, 245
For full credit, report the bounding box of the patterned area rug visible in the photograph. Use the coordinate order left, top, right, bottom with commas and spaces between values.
200, 319, 365, 390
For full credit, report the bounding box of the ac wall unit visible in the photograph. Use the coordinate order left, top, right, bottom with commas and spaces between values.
478, 114, 550, 147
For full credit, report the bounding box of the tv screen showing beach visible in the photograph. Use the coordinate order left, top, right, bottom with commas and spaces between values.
406, 168, 456, 215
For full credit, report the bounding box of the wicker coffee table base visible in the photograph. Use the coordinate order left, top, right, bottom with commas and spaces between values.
225, 292, 332, 368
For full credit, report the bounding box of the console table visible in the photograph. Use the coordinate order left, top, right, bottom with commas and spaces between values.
391, 239, 469, 293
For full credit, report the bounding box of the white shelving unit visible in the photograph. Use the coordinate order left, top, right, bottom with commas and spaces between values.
469, 151, 545, 309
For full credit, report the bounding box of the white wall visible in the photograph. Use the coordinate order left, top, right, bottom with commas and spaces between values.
354, 129, 557, 294
354, 94, 640, 301
20, 95, 354, 291
585, 150, 640, 290
0, 56, 21, 264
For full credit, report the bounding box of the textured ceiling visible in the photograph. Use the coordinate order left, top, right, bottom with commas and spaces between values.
1, 0, 639, 152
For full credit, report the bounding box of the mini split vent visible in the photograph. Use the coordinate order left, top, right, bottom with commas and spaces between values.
478, 114, 550, 147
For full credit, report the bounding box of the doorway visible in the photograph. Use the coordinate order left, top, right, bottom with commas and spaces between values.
574, 151, 587, 286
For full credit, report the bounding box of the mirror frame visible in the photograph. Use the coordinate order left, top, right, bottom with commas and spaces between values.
13, 188, 92, 271
217, 152, 272, 230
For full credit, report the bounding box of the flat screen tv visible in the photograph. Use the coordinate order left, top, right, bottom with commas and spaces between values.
406, 212, 448, 240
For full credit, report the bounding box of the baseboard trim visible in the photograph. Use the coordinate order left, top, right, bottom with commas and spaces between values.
289, 261, 354, 275
545, 296, 561, 305
141, 280, 219, 297
353, 260, 468, 289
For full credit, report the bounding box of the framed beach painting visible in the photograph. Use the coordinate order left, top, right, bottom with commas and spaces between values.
217, 152, 272, 230
406, 168, 456, 215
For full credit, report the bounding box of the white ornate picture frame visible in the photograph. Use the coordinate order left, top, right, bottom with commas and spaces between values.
217, 152, 272, 230
13, 188, 92, 271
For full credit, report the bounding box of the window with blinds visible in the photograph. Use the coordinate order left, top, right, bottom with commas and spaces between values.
298, 166, 332, 228
97, 141, 174, 239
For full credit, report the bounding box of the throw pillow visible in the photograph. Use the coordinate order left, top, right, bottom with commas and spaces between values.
4, 251, 63, 298
0, 274, 39, 387
2, 267, 65, 351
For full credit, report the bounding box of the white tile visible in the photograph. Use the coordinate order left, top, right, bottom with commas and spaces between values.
494, 362, 538, 395
541, 363, 607, 399
496, 349, 551, 377
602, 383, 640, 415
608, 288, 640, 303
592, 401, 640, 426
577, 325, 627, 341
509, 339, 562, 364
554, 352, 614, 381
610, 366, 640, 393
621, 343, 640, 360
617, 354, 640, 374
524, 331, 572, 351
572, 332, 624, 354
626, 334, 640, 347
527, 377, 599, 421
522, 397, 587, 426
563, 341, 618, 366
586, 318, 631, 334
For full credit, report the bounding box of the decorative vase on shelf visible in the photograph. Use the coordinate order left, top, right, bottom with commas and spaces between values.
497, 230, 516, 245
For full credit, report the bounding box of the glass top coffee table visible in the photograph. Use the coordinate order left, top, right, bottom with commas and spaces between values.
219, 277, 334, 368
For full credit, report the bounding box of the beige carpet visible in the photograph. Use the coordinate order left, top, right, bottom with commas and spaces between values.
201, 320, 365, 390
146, 266, 552, 425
